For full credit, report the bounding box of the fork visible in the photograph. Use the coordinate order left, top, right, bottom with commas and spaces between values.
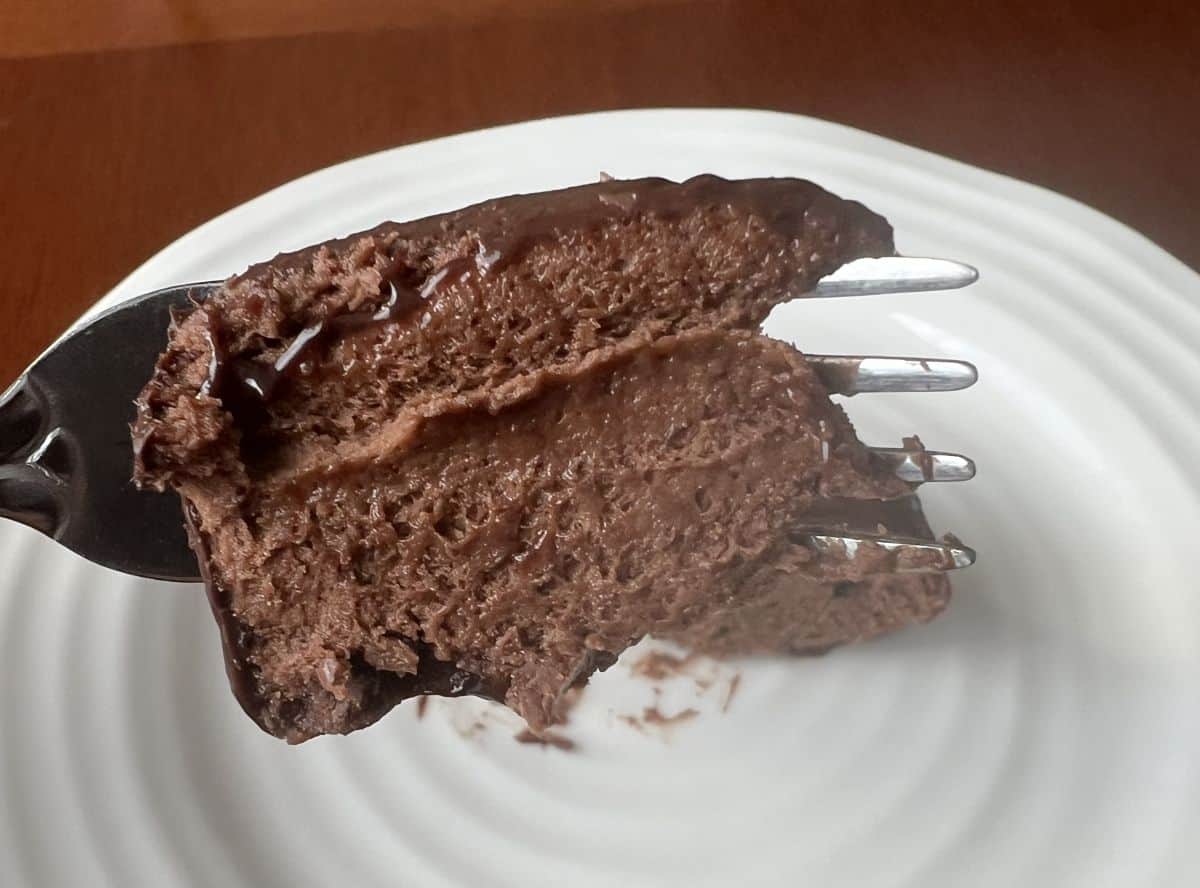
0, 256, 979, 582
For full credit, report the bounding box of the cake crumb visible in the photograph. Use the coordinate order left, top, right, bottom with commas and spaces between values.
618, 714, 646, 733
631, 650, 702, 681
642, 706, 699, 727
721, 674, 742, 713
515, 729, 576, 751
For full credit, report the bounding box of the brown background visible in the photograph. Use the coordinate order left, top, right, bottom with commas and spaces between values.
1, 0, 1197, 385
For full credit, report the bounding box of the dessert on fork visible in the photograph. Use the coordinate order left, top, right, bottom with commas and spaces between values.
129, 175, 975, 742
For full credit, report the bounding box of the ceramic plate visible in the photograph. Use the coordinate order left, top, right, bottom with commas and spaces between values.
3, 109, 1199, 887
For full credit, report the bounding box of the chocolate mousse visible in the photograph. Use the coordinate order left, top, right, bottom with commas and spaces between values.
132, 175, 959, 743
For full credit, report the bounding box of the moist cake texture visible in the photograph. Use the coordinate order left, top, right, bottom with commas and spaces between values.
133, 175, 957, 742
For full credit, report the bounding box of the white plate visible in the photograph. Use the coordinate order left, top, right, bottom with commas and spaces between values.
3, 109, 1200, 887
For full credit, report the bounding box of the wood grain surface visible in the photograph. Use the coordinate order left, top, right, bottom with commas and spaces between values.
1, 0, 1197, 385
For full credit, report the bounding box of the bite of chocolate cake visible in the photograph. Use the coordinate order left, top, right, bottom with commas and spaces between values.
132, 175, 963, 743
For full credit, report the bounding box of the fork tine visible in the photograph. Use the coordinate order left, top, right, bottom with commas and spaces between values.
809, 257, 979, 299
803, 532, 976, 573
808, 355, 978, 394
868, 447, 976, 483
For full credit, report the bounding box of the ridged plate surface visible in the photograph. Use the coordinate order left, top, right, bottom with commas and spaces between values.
3, 109, 1199, 887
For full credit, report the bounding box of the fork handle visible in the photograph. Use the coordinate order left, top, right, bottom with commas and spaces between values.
0, 377, 68, 538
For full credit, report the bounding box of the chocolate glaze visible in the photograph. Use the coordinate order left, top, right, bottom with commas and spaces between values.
234, 174, 892, 287
210, 279, 430, 409
456, 174, 887, 272
183, 501, 261, 713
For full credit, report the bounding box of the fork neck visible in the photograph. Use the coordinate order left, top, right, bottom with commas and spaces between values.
0, 376, 67, 537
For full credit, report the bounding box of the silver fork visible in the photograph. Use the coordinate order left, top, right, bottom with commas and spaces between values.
0, 257, 978, 582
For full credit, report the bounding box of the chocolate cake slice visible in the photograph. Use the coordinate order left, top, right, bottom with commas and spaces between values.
133, 175, 957, 742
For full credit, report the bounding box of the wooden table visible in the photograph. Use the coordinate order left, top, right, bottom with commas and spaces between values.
2, 1, 1197, 385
